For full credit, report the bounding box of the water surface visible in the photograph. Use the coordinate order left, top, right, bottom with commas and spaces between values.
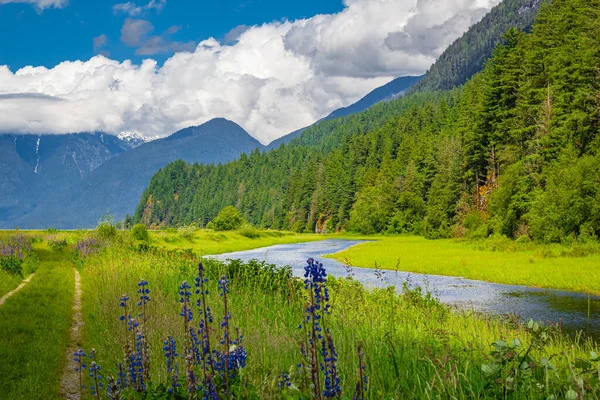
211, 239, 600, 337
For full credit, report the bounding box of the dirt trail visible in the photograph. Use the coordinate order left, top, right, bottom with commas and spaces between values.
0, 273, 35, 306
59, 269, 83, 400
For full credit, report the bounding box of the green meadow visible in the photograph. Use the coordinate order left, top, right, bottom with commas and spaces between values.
1, 229, 600, 399
327, 235, 600, 295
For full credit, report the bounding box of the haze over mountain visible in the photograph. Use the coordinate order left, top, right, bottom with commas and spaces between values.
0, 133, 131, 226
268, 75, 423, 149
10, 119, 261, 228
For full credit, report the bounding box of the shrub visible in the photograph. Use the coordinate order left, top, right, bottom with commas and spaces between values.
212, 206, 245, 231
515, 235, 531, 244
96, 223, 117, 239
96, 213, 118, 240
47, 236, 68, 252
131, 224, 150, 242
178, 224, 197, 240
237, 223, 261, 239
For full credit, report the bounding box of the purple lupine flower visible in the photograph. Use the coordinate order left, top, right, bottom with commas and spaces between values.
163, 336, 180, 393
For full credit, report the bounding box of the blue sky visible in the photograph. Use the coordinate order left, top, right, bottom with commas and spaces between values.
0, 0, 344, 70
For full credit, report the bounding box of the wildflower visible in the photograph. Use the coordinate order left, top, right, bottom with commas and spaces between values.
278, 372, 292, 388
74, 349, 87, 390
88, 350, 103, 400
163, 336, 180, 393
137, 280, 150, 307
179, 281, 193, 322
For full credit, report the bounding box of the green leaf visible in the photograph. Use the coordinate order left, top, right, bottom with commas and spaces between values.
565, 389, 578, 400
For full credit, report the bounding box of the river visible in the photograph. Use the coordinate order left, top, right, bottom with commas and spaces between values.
210, 239, 600, 337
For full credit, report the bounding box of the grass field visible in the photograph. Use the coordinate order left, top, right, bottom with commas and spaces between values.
328, 235, 600, 295
148, 229, 328, 255
0, 245, 75, 399
0, 270, 25, 298
2, 230, 600, 398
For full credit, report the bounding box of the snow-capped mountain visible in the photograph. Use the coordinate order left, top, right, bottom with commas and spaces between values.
117, 132, 160, 148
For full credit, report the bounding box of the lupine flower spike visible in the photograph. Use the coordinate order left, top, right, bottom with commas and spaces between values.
74, 349, 87, 391
89, 349, 103, 400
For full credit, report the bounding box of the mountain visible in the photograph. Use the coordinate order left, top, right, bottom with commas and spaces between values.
268, 75, 423, 149
0, 133, 131, 226
137, 0, 600, 243
324, 75, 423, 120
411, 0, 543, 93
117, 132, 159, 148
14, 118, 262, 228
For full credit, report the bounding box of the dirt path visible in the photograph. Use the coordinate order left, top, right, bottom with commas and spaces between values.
59, 269, 83, 400
0, 273, 35, 306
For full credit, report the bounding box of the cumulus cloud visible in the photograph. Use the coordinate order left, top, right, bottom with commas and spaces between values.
0, 0, 67, 9
112, 0, 166, 16
0, 0, 501, 144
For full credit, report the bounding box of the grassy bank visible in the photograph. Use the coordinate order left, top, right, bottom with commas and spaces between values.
77, 240, 600, 399
0, 246, 75, 399
327, 235, 600, 295
148, 229, 327, 255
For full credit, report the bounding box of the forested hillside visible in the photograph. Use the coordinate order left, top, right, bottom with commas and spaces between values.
411, 0, 543, 92
136, 0, 600, 243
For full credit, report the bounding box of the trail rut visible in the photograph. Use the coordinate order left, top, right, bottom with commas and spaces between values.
59, 269, 83, 400
0, 273, 35, 306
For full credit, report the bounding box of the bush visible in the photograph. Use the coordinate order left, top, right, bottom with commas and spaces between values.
178, 224, 197, 240
212, 206, 245, 231
47, 236, 68, 252
97, 222, 117, 239
131, 224, 150, 242
237, 223, 261, 239
515, 235, 531, 244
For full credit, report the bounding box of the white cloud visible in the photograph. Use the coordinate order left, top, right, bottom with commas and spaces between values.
0, 0, 501, 144
0, 0, 67, 9
112, 0, 166, 17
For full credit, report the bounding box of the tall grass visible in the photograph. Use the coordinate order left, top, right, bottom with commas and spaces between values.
79, 242, 600, 399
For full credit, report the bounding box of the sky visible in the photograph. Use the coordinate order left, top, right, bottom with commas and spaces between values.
0, 0, 500, 144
